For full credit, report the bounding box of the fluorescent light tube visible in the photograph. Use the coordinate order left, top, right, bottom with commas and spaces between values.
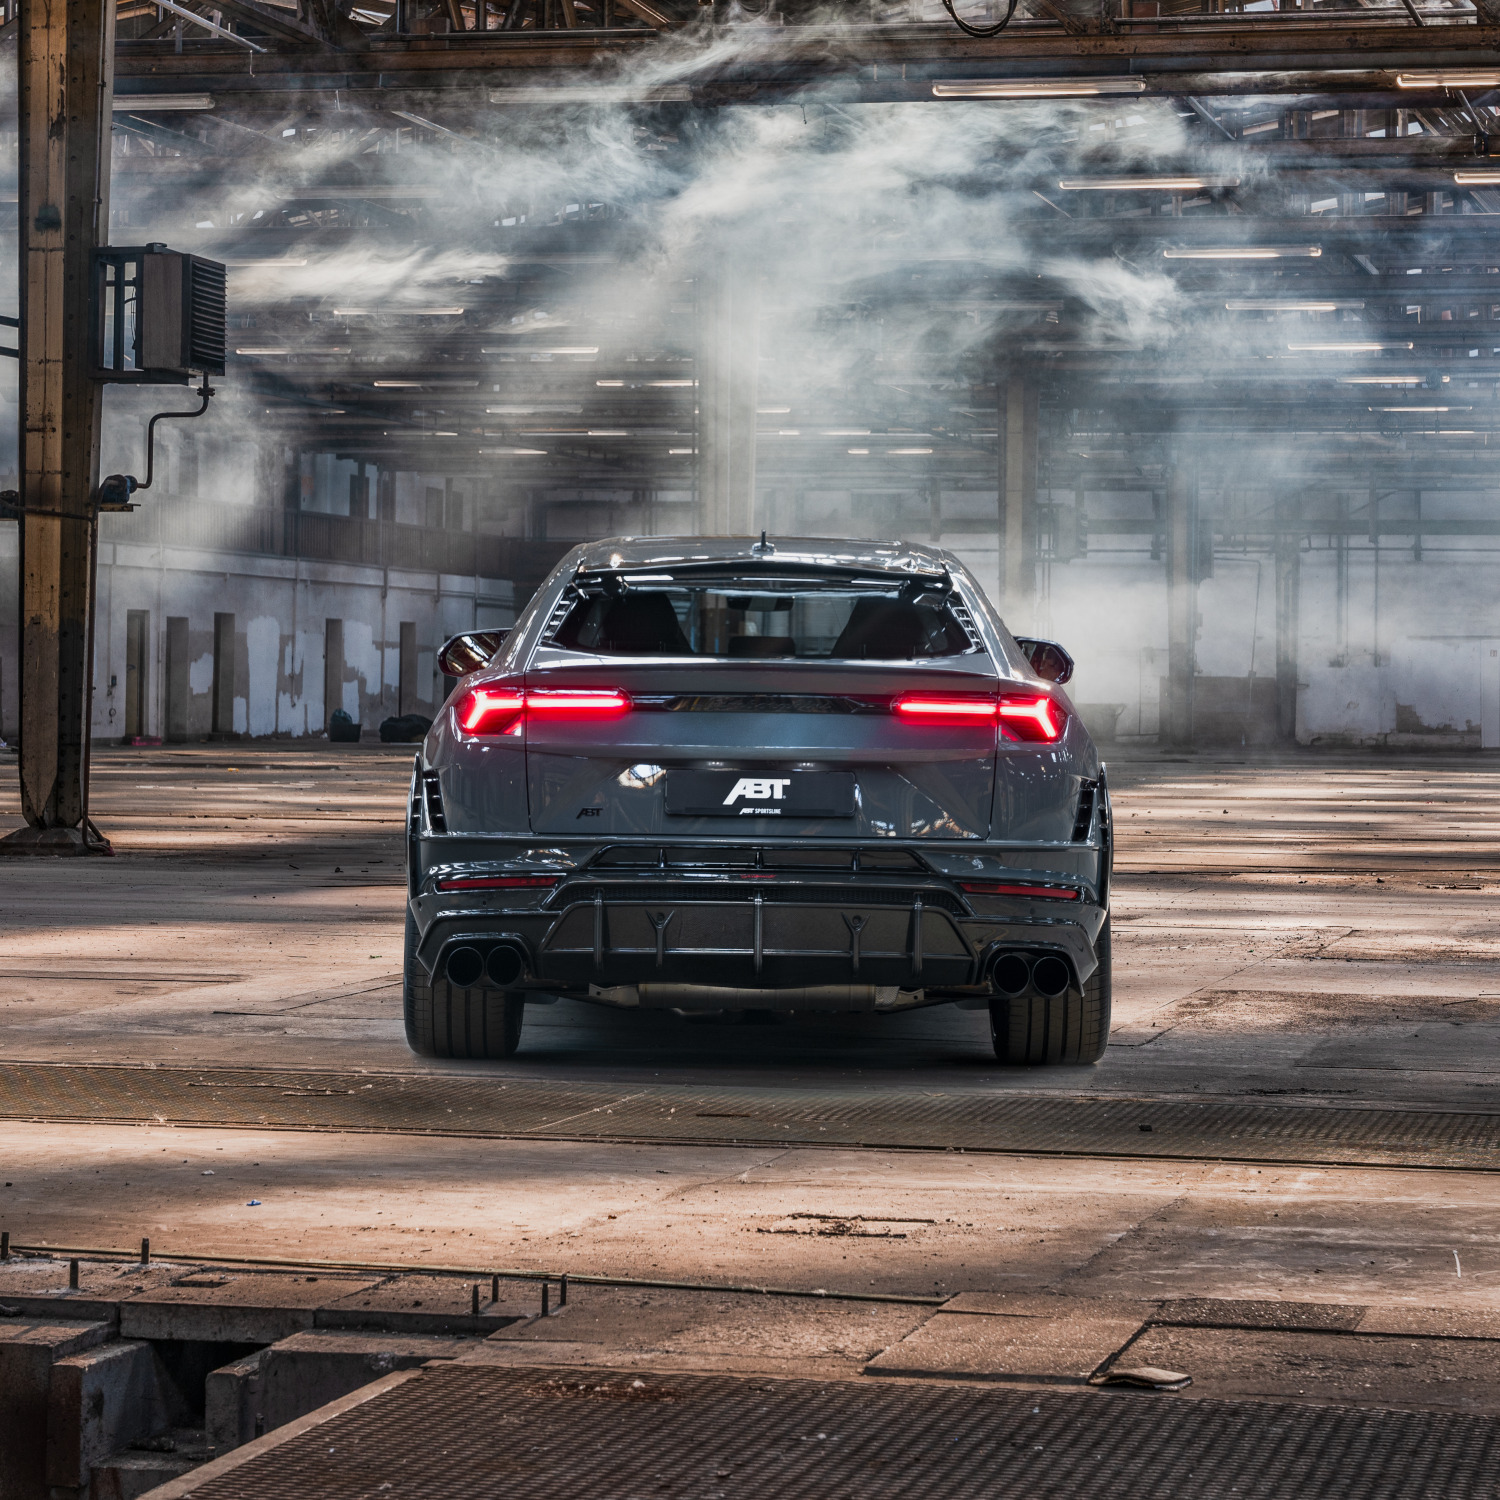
1165, 246, 1321, 260
932, 77, 1146, 98
1060, 175, 1239, 191
1287, 341, 1414, 352
1226, 300, 1356, 311
1398, 70, 1500, 88
1454, 169, 1500, 185
114, 93, 214, 111
1338, 375, 1425, 384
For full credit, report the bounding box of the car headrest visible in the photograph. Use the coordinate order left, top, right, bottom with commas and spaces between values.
830, 599, 927, 660
598, 592, 692, 655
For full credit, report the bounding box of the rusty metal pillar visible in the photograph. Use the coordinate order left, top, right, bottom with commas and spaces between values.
999, 369, 1037, 625
5, 0, 114, 853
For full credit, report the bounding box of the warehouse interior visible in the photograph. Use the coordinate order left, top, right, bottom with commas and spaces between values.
3, 3, 1500, 1498
6, 7, 1500, 749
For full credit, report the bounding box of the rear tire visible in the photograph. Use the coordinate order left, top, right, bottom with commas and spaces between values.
403, 908, 525, 1059
989, 918, 1111, 1066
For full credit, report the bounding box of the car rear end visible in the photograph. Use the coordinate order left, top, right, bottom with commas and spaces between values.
406, 537, 1111, 1062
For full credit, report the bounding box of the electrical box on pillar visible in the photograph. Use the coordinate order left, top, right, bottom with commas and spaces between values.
94, 246, 228, 385
93, 246, 227, 510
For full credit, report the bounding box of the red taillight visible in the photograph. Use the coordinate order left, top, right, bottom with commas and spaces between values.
998, 694, 1065, 743
892, 693, 1000, 724
453, 685, 630, 737
456, 687, 525, 736
437, 875, 559, 892
891, 691, 1065, 743
525, 687, 630, 718
960, 880, 1080, 901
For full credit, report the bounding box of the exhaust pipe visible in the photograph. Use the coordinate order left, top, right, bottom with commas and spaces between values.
486, 943, 526, 989
1031, 955, 1072, 999
445, 946, 485, 988
990, 952, 1032, 999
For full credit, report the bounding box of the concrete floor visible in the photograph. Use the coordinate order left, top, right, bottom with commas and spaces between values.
2, 744, 1500, 1416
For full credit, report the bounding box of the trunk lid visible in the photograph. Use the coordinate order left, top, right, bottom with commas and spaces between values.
522, 656, 999, 841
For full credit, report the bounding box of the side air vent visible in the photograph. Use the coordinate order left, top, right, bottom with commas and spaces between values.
540, 591, 577, 645
1072, 780, 1098, 843
946, 595, 981, 651
422, 771, 448, 834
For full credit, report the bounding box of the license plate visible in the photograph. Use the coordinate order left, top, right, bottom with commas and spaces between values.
665, 771, 856, 818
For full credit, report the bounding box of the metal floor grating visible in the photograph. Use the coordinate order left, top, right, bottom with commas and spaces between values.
2, 1061, 1498, 1170
179, 1362, 1500, 1500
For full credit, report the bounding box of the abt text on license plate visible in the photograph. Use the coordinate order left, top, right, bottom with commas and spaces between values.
665, 771, 856, 817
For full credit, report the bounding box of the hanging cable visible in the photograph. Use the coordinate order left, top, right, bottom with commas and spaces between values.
941, 0, 1018, 39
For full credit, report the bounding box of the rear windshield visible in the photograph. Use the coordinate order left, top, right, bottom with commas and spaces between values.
549, 574, 977, 660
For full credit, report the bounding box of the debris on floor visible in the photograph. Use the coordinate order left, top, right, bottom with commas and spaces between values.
1091, 1365, 1193, 1392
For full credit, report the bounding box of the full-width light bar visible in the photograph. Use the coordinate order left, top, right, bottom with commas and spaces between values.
1164, 246, 1321, 260
1059, 175, 1239, 191
932, 77, 1146, 99
1397, 70, 1500, 89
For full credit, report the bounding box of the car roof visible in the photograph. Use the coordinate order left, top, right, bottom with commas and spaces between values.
570, 535, 958, 576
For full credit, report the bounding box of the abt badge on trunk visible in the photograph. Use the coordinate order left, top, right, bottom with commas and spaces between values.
723, 777, 791, 807
665, 770, 856, 818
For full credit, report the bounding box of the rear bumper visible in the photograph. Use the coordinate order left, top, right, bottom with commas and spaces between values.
412, 863, 1106, 998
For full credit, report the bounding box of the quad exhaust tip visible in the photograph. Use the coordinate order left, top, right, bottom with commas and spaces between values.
991, 953, 1032, 998
444, 942, 529, 989
487, 943, 526, 988
1031, 955, 1072, 999
990, 950, 1073, 1000
446, 946, 485, 988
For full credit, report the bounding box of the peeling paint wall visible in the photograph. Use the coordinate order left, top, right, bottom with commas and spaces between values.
50, 542, 516, 743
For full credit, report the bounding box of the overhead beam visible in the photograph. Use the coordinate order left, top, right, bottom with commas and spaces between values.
110, 21, 1500, 96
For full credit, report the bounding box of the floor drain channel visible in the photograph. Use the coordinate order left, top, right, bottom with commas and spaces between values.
1, 1063, 1497, 1171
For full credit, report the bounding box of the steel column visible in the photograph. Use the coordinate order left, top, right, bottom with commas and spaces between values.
999, 371, 1037, 623
1163, 460, 1196, 747
696, 260, 758, 537
8, 0, 114, 851
1275, 496, 1302, 745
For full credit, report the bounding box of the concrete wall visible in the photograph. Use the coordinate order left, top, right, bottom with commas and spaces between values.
5, 481, 1500, 750
0, 530, 516, 744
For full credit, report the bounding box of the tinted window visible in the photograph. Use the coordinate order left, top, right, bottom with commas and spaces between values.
551, 578, 975, 660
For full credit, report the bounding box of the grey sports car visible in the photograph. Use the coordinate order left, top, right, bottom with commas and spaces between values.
405, 536, 1112, 1065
